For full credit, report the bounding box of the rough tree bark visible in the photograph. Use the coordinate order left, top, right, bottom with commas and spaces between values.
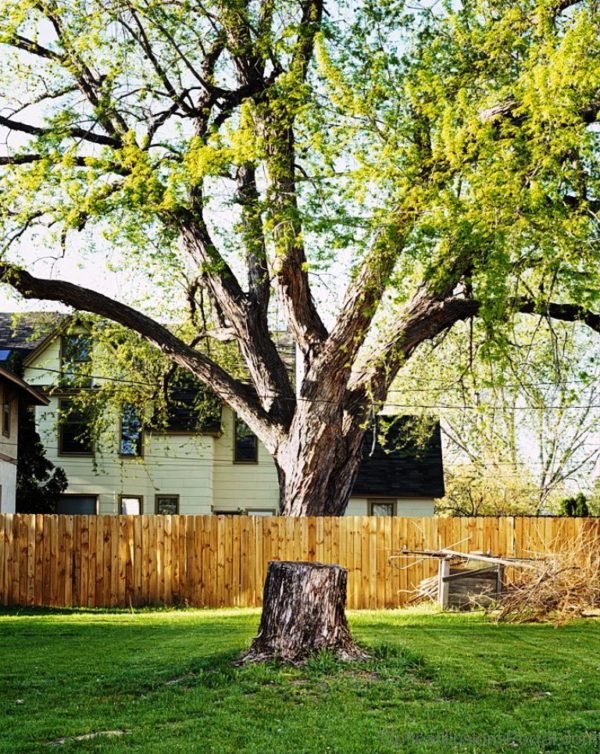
240, 561, 367, 663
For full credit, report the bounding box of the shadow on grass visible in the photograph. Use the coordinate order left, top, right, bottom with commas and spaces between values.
0, 604, 238, 617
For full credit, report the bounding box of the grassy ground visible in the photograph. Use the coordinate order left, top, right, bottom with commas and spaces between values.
0, 607, 598, 754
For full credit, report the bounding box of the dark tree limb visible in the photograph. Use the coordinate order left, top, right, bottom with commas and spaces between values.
348, 294, 600, 407
236, 164, 270, 312
320, 222, 410, 382
179, 213, 295, 423
0, 115, 120, 148
480, 95, 600, 126
516, 299, 600, 334
0, 263, 284, 445
4, 34, 65, 61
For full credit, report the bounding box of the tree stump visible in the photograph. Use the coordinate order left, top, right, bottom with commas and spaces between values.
240, 560, 367, 664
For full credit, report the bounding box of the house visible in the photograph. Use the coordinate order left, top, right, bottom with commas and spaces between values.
0, 363, 50, 512
0, 313, 444, 516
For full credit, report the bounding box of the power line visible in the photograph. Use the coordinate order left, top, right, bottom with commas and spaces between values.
24, 363, 599, 393
24, 377, 600, 412
24, 365, 155, 387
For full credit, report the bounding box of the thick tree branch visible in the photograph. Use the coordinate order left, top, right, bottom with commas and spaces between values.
0, 263, 283, 446
348, 294, 600, 409
292, 0, 323, 78
179, 209, 295, 423
266, 135, 329, 357
480, 95, 600, 126
4, 34, 64, 61
318, 221, 411, 384
0, 114, 120, 147
0, 153, 92, 167
516, 299, 600, 334
236, 164, 270, 312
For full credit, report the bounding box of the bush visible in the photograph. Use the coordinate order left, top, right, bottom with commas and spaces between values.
559, 493, 590, 517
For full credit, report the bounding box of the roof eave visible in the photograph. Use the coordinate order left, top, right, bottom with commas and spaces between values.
0, 365, 50, 405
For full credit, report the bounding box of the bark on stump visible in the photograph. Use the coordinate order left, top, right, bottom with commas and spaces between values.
240, 560, 367, 663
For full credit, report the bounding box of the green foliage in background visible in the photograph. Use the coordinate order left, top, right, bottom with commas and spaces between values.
560, 492, 590, 517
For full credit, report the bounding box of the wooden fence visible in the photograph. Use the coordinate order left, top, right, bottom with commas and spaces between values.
0, 515, 598, 609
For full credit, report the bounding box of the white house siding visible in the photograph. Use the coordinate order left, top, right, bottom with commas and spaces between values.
0, 460, 16, 513
0, 385, 19, 512
212, 409, 280, 513
24, 337, 61, 386
33, 398, 214, 515
23, 338, 438, 517
346, 497, 435, 517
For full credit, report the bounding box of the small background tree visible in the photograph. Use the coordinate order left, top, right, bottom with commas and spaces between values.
16, 406, 68, 514
559, 493, 590, 517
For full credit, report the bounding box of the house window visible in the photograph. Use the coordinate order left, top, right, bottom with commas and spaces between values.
58, 399, 93, 455
155, 495, 179, 514
1, 390, 9, 438
234, 415, 258, 463
149, 368, 221, 434
369, 500, 396, 516
120, 495, 143, 515
57, 495, 97, 515
61, 334, 92, 384
120, 405, 143, 456
247, 509, 276, 517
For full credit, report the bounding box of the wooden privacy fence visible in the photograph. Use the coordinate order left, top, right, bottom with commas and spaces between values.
0, 514, 598, 610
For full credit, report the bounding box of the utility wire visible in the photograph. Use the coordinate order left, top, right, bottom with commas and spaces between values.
24, 364, 599, 391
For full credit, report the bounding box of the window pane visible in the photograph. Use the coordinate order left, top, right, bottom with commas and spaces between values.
151, 369, 221, 433
156, 496, 178, 515
61, 335, 92, 385
59, 400, 93, 454
121, 497, 141, 515
57, 496, 96, 515
371, 503, 394, 516
120, 405, 142, 456
62, 334, 91, 363
234, 416, 258, 462
248, 510, 275, 517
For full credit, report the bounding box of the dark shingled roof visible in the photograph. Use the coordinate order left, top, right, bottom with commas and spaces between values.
352, 417, 445, 499
0, 312, 66, 356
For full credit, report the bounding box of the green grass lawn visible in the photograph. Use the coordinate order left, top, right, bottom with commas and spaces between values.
0, 607, 598, 754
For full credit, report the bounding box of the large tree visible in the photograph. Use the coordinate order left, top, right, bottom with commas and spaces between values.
0, 1, 598, 511
2, 0, 599, 661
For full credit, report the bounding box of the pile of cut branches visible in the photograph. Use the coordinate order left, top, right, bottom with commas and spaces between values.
494, 528, 600, 625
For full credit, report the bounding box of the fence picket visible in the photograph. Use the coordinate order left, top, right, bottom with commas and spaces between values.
0, 515, 596, 609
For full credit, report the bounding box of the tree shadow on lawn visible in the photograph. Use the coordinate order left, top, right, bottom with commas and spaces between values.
2, 609, 599, 753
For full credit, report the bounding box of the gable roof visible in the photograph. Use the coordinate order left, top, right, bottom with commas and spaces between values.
0, 364, 49, 406
352, 417, 445, 499
0, 312, 68, 366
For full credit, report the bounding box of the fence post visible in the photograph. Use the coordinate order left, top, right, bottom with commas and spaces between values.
438, 558, 450, 608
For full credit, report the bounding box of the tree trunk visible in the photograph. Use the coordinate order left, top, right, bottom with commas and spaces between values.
240, 561, 367, 663
274, 406, 368, 516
